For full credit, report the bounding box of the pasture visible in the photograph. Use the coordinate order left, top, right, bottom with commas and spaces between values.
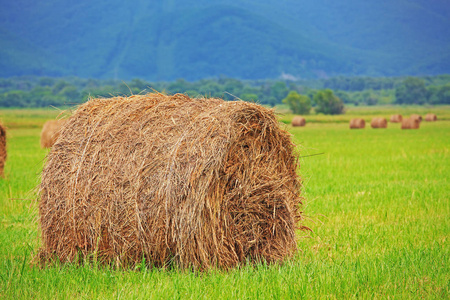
0, 105, 449, 299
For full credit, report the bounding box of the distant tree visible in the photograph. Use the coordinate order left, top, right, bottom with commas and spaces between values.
58, 85, 80, 102
167, 79, 191, 94
129, 78, 148, 91
3, 90, 27, 107
428, 83, 450, 104
362, 90, 379, 105
335, 90, 351, 104
314, 89, 344, 114
270, 81, 289, 101
282, 91, 311, 114
395, 77, 428, 104
240, 93, 258, 102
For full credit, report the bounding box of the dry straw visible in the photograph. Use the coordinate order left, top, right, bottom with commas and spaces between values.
401, 118, 420, 129
410, 114, 422, 122
40, 119, 67, 148
0, 123, 6, 177
390, 114, 402, 123
349, 118, 365, 129
39, 93, 307, 270
425, 113, 437, 121
370, 117, 387, 129
291, 116, 306, 127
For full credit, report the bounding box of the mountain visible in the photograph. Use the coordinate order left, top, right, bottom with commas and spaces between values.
0, 0, 449, 80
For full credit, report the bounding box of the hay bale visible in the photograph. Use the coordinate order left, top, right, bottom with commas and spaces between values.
370, 117, 387, 129
425, 113, 437, 121
390, 114, 402, 123
40, 119, 66, 148
39, 93, 306, 270
349, 118, 365, 129
410, 114, 422, 122
0, 123, 6, 177
291, 116, 306, 127
401, 118, 420, 129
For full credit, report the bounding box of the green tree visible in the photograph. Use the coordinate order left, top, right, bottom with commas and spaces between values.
314, 89, 344, 115
395, 77, 428, 104
428, 83, 450, 104
270, 81, 289, 101
282, 91, 311, 114
240, 93, 258, 102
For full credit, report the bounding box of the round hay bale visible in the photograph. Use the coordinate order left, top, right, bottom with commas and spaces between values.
349, 118, 365, 129
40, 119, 67, 148
424, 113, 437, 121
291, 116, 306, 127
401, 118, 420, 129
390, 114, 402, 123
39, 93, 306, 270
410, 114, 422, 122
0, 123, 6, 177
370, 117, 387, 129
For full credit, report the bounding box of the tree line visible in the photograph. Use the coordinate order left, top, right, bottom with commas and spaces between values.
0, 75, 449, 113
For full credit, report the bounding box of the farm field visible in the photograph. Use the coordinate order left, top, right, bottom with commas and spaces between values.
0, 105, 449, 299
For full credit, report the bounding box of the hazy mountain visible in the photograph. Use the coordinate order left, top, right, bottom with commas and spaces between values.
1, 0, 449, 80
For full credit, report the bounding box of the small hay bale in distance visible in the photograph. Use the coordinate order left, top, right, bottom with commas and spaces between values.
370, 117, 387, 129
291, 116, 306, 127
401, 118, 420, 129
390, 114, 402, 123
40, 119, 67, 148
349, 118, 365, 129
425, 113, 437, 121
410, 114, 422, 122
0, 123, 6, 177
39, 93, 305, 270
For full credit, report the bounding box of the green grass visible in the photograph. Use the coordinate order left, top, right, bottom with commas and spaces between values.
0, 107, 449, 299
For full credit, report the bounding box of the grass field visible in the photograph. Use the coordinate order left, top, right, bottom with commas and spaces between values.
0, 106, 449, 299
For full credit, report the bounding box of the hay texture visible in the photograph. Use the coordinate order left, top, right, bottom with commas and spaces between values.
40, 120, 67, 148
39, 93, 305, 270
291, 116, 306, 127
0, 123, 6, 177
349, 118, 365, 129
390, 114, 402, 123
410, 114, 422, 122
425, 113, 437, 121
370, 117, 387, 129
401, 118, 420, 129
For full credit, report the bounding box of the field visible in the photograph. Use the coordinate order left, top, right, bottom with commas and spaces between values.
0, 105, 449, 299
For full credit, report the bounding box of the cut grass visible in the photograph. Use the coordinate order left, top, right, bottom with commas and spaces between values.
0, 106, 449, 299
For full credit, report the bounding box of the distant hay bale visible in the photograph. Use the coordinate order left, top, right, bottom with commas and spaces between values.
349, 118, 365, 129
401, 118, 420, 130
370, 117, 387, 129
0, 123, 6, 177
410, 114, 422, 122
424, 113, 437, 121
291, 116, 306, 127
39, 93, 306, 270
390, 114, 402, 123
40, 119, 66, 148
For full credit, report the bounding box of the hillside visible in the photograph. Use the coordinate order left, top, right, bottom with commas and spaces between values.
0, 0, 449, 80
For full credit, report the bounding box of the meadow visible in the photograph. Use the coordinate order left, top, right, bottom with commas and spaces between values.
0, 105, 449, 299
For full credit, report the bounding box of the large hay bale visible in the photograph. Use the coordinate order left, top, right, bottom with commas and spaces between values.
39, 93, 305, 270
40, 119, 67, 148
425, 113, 437, 121
349, 118, 365, 129
401, 118, 420, 129
390, 114, 402, 123
370, 117, 387, 129
291, 116, 306, 127
410, 114, 422, 122
0, 123, 6, 177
